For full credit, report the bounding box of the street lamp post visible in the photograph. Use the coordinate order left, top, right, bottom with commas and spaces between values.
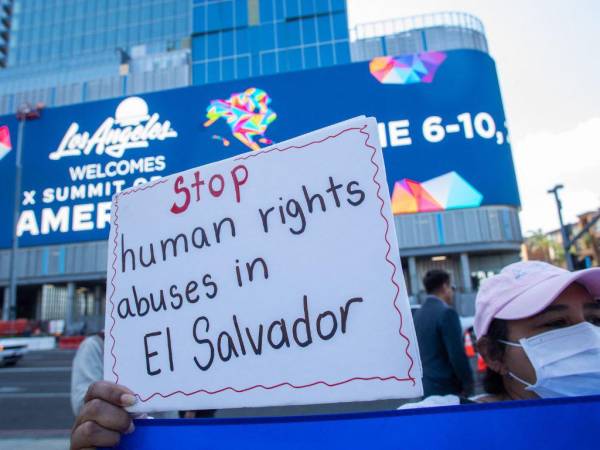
547, 184, 574, 271
4, 103, 42, 321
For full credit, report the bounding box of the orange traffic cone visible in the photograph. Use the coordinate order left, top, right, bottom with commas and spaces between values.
477, 355, 487, 372
464, 332, 475, 358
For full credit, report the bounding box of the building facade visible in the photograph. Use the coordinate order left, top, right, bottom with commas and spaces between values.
0, 1, 521, 331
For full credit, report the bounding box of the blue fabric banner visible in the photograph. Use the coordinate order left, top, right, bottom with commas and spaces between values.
107, 395, 600, 450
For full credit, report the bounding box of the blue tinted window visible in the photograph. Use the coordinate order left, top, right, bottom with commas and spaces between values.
235, 0, 248, 27
235, 28, 249, 54
193, 62, 206, 84
222, 31, 234, 56
220, 1, 234, 29
259, 0, 273, 23
236, 55, 250, 78
206, 3, 222, 31
192, 35, 206, 61
285, 48, 302, 71
279, 20, 300, 47
207, 60, 221, 82
259, 24, 275, 50
222, 58, 235, 81
304, 45, 318, 69
207, 33, 220, 58
335, 42, 350, 64
316, 15, 332, 41
251, 53, 261, 76
332, 12, 348, 39
302, 0, 316, 16
319, 42, 334, 66
261, 51, 276, 75
284, 0, 299, 18
331, 0, 346, 13
193, 4, 206, 33
301, 17, 317, 44
273, 0, 285, 20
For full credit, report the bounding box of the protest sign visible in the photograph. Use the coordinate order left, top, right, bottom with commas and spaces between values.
104, 116, 422, 413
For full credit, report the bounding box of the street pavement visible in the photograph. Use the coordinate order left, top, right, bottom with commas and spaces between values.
0, 348, 74, 449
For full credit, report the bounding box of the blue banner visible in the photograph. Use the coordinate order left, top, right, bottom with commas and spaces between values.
0, 49, 520, 248
108, 395, 599, 450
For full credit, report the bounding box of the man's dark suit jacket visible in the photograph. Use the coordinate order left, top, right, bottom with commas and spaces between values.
413, 296, 474, 396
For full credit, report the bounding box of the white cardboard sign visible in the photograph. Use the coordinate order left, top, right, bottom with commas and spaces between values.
104, 117, 422, 413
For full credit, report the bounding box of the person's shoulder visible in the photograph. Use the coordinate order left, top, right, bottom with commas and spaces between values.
76, 335, 104, 358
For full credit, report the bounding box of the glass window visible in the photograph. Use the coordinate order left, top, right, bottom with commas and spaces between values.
285, 48, 302, 71
284, 0, 299, 19
193, 62, 206, 85
300, 0, 315, 16
236, 55, 250, 78
222, 58, 234, 81
303, 45, 318, 69
192, 35, 207, 61
335, 42, 350, 64
301, 17, 316, 44
259, 0, 273, 23
285, 20, 301, 46
273, 0, 285, 21
193, 4, 207, 33
206, 3, 222, 31
259, 24, 275, 50
221, 31, 234, 56
317, 15, 333, 41
207, 32, 220, 59
318, 42, 333, 66
235, 28, 249, 54
207, 60, 220, 82
332, 12, 348, 40
260, 51, 276, 75
218, 1, 234, 29
235, 0, 249, 27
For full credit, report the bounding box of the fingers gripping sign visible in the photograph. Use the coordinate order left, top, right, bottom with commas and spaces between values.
70, 381, 137, 450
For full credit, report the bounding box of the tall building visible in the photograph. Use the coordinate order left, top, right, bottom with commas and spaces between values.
191, 0, 349, 83
0, 0, 191, 114
0, 2, 521, 330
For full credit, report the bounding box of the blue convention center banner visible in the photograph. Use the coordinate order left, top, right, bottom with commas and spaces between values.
106, 395, 600, 450
0, 49, 520, 248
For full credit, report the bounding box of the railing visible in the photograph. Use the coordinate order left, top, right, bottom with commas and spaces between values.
349, 11, 485, 42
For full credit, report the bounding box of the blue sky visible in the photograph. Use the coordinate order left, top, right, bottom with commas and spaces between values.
348, 0, 600, 233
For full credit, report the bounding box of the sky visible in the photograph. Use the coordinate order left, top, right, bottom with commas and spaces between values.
347, 0, 600, 234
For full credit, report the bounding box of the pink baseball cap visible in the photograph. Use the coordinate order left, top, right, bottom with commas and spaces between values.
474, 261, 600, 338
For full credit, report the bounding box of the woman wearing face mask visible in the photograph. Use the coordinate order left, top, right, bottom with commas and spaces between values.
475, 260, 600, 401
400, 260, 600, 409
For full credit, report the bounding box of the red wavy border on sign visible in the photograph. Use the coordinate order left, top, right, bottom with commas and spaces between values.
107, 125, 416, 402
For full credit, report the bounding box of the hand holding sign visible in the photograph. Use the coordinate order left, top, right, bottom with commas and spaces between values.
104, 116, 422, 413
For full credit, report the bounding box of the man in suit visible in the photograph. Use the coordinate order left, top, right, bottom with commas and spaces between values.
414, 269, 474, 397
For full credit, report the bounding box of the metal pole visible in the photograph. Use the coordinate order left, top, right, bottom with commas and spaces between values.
6, 118, 25, 320
547, 185, 573, 270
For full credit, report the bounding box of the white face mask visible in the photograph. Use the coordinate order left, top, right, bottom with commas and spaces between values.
499, 322, 600, 399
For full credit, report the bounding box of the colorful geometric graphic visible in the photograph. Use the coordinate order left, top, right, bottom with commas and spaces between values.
0, 125, 12, 161
391, 171, 483, 215
369, 51, 447, 85
204, 87, 277, 151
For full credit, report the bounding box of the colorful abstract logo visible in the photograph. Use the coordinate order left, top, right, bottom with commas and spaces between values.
369, 51, 447, 85
204, 87, 277, 151
0, 125, 12, 161
391, 171, 483, 214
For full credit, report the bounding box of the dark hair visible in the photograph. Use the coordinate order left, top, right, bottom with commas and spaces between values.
423, 269, 450, 294
481, 318, 509, 395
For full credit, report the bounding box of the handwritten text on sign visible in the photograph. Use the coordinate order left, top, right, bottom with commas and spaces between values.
104, 117, 422, 413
